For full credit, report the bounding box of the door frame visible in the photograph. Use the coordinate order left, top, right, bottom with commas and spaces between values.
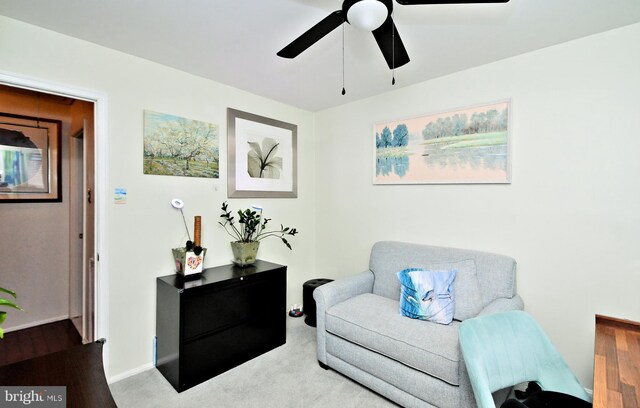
0, 70, 110, 369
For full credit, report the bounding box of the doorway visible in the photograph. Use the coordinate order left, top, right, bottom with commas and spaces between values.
0, 80, 101, 345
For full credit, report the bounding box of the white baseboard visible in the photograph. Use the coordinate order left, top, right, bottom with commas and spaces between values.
108, 363, 154, 384
3, 315, 70, 333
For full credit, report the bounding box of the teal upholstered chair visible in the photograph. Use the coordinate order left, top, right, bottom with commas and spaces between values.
459, 310, 591, 408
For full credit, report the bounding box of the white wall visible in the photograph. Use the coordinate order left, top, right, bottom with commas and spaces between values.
0, 16, 316, 379
315, 23, 640, 388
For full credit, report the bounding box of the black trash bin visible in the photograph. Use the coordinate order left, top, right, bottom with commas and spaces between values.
302, 278, 333, 327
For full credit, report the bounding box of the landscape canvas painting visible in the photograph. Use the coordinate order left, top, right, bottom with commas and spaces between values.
374, 101, 510, 184
143, 110, 219, 178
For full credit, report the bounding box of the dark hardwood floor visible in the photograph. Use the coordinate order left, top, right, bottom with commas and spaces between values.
0, 319, 82, 367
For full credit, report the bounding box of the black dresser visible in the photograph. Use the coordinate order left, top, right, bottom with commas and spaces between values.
156, 260, 287, 392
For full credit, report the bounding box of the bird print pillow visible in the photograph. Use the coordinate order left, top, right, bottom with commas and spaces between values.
397, 267, 456, 325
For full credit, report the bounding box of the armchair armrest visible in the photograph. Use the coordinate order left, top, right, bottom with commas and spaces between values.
313, 270, 374, 364
477, 295, 524, 317
313, 270, 374, 311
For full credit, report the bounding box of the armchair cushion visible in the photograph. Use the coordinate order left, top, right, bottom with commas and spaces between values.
326, 293, 462, 385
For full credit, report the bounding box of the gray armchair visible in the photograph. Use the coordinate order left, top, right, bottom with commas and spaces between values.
314, 241, 524, 408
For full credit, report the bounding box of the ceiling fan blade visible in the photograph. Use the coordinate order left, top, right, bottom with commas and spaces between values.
277, 10, 345, 59
372, 16, 410, 69
396, 0, 509, 4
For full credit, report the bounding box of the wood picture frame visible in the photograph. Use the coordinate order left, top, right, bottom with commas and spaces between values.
0, 112, 62, 202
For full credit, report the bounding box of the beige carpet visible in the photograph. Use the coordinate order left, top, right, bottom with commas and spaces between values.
109, 316, 398, 408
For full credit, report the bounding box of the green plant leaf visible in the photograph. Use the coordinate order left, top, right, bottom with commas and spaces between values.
219, 201, 298, 250
0, 298, 22, 310
0, 287, 17, 298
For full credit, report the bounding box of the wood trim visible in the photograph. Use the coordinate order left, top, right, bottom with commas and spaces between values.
596, 314, 640, 332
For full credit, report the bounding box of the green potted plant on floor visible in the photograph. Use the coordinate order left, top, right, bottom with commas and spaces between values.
219, 201, 299, 266
0, 287, 22, 339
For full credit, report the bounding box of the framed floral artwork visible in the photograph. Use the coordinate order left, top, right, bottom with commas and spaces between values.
227, 108, 297, 198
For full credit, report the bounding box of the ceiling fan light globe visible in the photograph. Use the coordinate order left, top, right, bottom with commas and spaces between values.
347, 0, 388, 31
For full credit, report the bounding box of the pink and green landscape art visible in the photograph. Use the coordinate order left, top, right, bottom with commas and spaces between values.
374, 101, 510, 184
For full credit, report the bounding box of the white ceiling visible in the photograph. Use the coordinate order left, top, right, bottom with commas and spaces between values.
1, 0, 639, 112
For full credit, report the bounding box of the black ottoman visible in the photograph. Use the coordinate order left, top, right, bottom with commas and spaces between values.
302, 278, 333, 327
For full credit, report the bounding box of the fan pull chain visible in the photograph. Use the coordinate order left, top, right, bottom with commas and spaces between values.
392, 10, 396, 86
341, 23, 346, 95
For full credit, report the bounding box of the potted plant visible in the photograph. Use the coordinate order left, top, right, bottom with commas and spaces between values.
1, 287, 22, 339
219, 201, 298, 266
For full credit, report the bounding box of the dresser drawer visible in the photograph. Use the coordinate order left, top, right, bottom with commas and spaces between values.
182, 271, 283, 339
181, 321, 285, 389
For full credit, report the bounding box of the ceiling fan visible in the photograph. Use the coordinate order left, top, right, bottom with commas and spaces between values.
277, 0, 510, 70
